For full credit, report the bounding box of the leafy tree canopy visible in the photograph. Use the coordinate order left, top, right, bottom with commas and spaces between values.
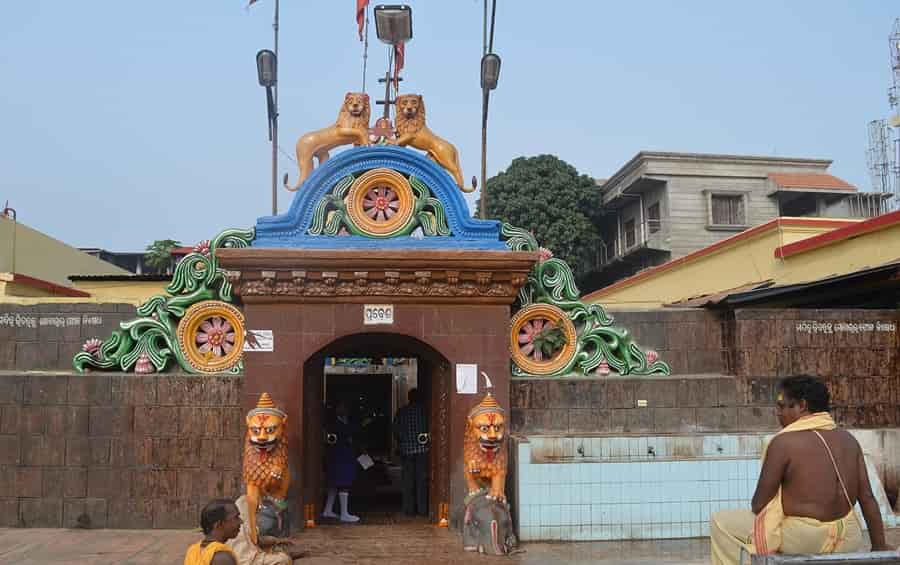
144, 239, 181, 274
479, 155, 602, 280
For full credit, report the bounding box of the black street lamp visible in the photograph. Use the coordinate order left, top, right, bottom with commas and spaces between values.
480, 52, 501, 220
481, 53, 501, 91
374, 5, 412, 44
256, 49, 278, 215
372, 5, 412, 132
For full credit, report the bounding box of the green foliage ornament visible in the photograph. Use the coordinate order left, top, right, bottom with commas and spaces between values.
308, 173, 451, 238
502, 223, 670, 377
73, 228, 255, 374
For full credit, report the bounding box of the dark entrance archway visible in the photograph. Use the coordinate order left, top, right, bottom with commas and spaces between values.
302, 333, 451, 524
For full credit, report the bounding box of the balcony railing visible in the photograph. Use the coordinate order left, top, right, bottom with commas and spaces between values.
599, 219, 670, 266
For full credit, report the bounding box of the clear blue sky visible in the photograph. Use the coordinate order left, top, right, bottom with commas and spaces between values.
1, 1, 897, 251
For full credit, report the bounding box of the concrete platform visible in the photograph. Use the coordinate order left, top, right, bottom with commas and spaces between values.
0, 526, 896, 564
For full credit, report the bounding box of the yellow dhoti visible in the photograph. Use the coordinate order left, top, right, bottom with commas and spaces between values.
710, 412, 863, 564
711, 507, 863, 564
226, 495, 293, 565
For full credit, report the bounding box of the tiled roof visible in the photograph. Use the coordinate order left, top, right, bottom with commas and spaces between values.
768, 172, 856, 191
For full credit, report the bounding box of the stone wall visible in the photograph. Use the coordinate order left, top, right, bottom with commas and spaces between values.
511, 375, 742, 435
0, 373, 242, 528
730, 309, 899, 428
0, 304, 135, 372
605, 309, 727, 375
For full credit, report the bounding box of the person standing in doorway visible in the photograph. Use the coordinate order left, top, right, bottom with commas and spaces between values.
322, 398, 361, 523
393, 388, 429, 517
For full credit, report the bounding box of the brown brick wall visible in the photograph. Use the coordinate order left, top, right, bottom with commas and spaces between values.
511, 308, 899, 434
731, 309, 899, 429
0, 373, 242, 528
0, 304, 136, 371
606, 309, 728, 375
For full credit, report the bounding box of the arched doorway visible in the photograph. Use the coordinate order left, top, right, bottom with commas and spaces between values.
302, 333, 451, 524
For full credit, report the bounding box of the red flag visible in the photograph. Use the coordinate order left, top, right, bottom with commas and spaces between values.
393, 42, 404, 88
357, 0, 369, 41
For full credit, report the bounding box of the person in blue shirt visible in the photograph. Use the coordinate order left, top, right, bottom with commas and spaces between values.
393, 388, 429, 516
322, 399, 361, 523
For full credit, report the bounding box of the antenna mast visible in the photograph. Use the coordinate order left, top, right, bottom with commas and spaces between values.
866, 18, 900, 213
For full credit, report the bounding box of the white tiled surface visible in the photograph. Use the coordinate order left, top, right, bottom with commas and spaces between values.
516, 435, 898, 541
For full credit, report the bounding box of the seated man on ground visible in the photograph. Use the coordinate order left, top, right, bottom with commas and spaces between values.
228, 495, 307, 564
184, 499, 241, 565
710, 375, 894, 564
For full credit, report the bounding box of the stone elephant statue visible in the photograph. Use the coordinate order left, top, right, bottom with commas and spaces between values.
462, 491, 518, 556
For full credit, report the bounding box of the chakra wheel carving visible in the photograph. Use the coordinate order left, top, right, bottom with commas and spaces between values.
177, 300, 245, 373
345, 168, 415, 237
509, 304, 577, 376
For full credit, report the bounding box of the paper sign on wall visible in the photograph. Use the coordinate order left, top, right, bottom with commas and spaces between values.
243, 330, 274, 352
455, 364, 478, 394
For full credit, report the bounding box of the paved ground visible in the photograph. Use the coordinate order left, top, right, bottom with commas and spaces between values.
0, 526, 897, 564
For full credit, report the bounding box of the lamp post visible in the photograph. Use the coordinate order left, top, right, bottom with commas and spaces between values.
256, 49, 278, 215
479, 52, 501, 220
373, 5, 412, 131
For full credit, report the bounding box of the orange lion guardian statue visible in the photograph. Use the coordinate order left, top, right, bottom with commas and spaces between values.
283, 92, 371, 191
464, 384, 508, 502
242, 392, 290, 546
388, 94, 476, 193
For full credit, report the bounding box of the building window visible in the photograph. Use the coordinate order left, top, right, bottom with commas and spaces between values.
647, 203, 661, 234
709, 193, 747, 227
625, 219, 636, 248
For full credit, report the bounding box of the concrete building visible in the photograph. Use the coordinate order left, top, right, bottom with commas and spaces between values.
587, 152, 889, 290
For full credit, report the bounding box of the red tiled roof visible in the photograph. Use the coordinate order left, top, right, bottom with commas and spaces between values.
768, 172, 856, 191
775, 209, 900, 258
10, 273, 91, 297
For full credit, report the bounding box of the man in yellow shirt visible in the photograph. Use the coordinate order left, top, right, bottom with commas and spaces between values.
184, 499, 242, 565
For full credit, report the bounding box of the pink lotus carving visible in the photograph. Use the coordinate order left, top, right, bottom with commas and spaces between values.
517, 318, 559, 362
196, 316, 236, 357
82, 338, 103, 359
193, 240, 211, 257
134, 352, 154, 374
645, 350, 659, 364
597, 359, 611, 376
538, 247, 554, 262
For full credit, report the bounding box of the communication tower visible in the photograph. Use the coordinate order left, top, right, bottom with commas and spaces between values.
866, 18, 900, 212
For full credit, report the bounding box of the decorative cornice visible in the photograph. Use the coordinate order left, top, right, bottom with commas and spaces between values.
218, 248, 538, 304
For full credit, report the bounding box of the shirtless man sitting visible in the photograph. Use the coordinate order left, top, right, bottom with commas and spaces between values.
710, 375, 895, 564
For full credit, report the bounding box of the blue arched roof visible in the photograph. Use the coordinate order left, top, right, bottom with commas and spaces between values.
253, 146, 506, 250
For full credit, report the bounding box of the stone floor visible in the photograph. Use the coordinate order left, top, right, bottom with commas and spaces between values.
0, 526, 897, 564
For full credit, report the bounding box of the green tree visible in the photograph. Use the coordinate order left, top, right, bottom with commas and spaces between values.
479, 155, 602, 281
144, 239, 181, 274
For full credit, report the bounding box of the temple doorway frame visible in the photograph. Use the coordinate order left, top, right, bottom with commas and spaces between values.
300, 332, 452, 525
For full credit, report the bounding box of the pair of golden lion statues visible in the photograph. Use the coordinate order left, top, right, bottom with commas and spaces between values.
284, 92, 474, 193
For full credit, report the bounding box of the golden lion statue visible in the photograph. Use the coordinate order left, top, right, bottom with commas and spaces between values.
388, 94, 475, 193
283, 92, 371, 192
242, 393, 290, 545
464, 390, 508, 502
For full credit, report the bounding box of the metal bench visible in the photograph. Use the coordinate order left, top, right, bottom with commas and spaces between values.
744, 551, 900, 564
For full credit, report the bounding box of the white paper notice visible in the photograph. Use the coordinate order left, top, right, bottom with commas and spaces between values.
455, 364, 478, 394
243, 330, 274, 352
357, 453, 374, 470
